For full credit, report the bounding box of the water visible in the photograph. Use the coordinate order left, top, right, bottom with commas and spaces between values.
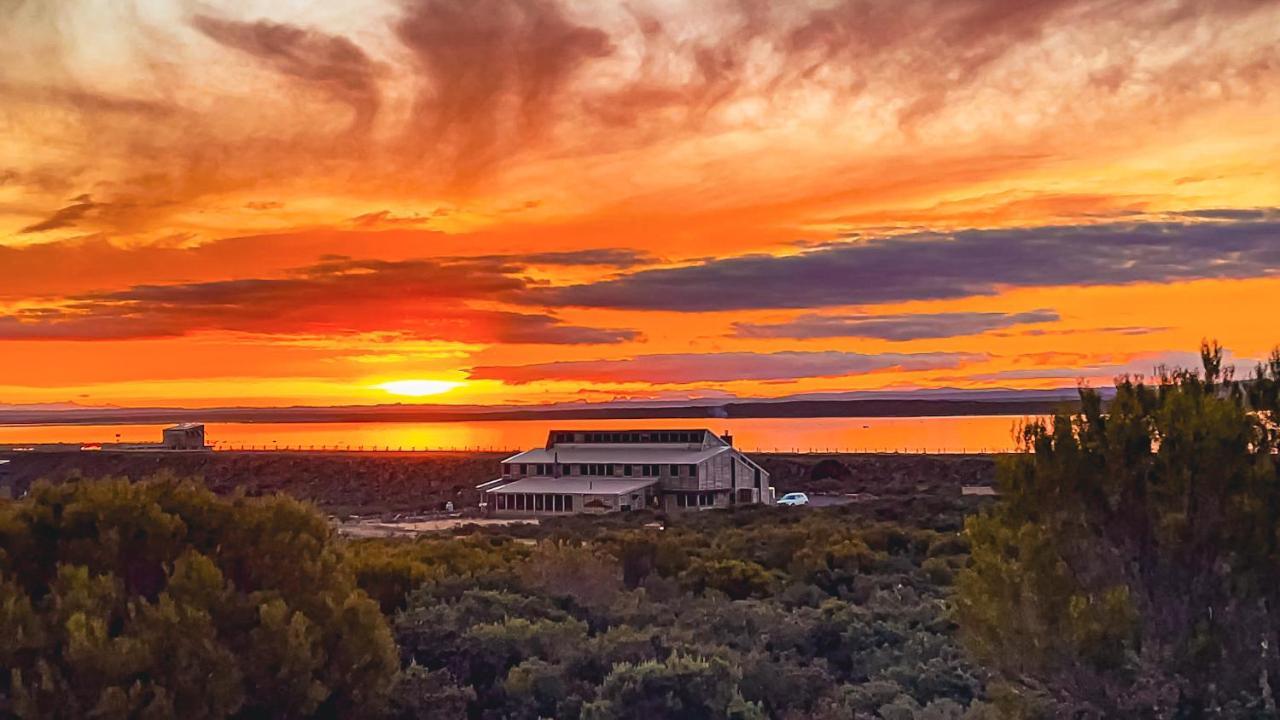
0, 415, 1037, 453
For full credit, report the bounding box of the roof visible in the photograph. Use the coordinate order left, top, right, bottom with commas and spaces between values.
502, 445, 733, 465
486, 477, 659, 495
165, 423, 204, 431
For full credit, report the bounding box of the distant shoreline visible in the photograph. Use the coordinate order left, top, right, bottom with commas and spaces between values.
0, 397, 1080, 427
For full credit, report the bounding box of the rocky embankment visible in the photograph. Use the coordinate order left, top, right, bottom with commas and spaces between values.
0, 450, 997, 516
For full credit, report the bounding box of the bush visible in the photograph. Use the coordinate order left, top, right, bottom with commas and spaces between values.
679, 559, 777, 600
582, 654, 764, 720
385, 499, 987, 718
0, 477, 397, 718
957, 344, 1280, 716
387, 665, 473, 720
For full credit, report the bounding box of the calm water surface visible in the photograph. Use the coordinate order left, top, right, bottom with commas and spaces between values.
0, 416, 1038, 453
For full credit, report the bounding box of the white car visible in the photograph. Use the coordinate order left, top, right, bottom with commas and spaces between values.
777, 492, 810, 507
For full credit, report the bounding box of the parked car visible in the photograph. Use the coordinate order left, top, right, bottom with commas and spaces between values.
777, 492, 810, 507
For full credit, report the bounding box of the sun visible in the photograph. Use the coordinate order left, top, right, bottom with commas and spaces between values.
375, 379, 463, 397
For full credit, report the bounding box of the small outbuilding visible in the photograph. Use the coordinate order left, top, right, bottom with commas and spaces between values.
162, 423, 206, 450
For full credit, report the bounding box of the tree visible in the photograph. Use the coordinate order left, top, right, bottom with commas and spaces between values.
0, 477, 397, 718
957, 343, 1280, 716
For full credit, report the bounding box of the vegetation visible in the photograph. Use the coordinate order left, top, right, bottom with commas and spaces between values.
347, 504, 986, 719
0, 477, 397, 719
7, 343, 1279, 718
958, 344, 1280, 717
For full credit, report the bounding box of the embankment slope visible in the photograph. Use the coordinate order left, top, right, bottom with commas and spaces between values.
0, 450, 996, 516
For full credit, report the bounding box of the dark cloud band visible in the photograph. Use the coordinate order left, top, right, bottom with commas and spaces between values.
538, 216, 1280, 311
0, 257, 637, 345
734, 310, 1060, 340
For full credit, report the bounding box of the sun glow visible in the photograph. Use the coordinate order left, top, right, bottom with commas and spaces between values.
375, 380, 463, 397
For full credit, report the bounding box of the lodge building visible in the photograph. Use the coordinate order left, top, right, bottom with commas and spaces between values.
480, 429, 773, 516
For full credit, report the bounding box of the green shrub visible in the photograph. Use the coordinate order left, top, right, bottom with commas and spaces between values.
0, 476, 396, 718
582, 654, 763, 720
957, 344, 1280, 716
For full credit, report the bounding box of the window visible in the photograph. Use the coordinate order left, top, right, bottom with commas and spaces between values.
674, 492, 714, 508
624, 465, 633, 476
534, 495, 544, 511
688, 464, 699, 477
670, 464, 681, 476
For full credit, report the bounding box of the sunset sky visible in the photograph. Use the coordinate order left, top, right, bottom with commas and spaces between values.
1, 0, 1278, 408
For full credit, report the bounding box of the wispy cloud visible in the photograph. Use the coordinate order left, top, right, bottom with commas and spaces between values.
470, 350, 983, 385
19, 194, 98, 234
193, 14, 383, 134
735, 310, 1060, 340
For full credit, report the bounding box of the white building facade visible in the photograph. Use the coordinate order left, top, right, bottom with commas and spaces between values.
482, 429, 773, 516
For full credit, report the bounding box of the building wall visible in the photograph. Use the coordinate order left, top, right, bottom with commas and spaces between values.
162, 427, 205, 450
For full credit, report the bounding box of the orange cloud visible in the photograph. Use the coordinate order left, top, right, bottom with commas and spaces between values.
1, 0, 1278, 407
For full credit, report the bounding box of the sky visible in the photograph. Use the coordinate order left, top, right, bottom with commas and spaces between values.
1, 0, 1278, 409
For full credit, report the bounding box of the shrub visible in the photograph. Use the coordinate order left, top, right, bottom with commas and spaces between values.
582, 653, 763, 720
679, 559, 776, 600
957, 344, 1280, 715
0, 476, 397, 718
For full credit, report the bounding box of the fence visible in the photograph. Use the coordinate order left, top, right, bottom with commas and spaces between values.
204, 444, 1016, 455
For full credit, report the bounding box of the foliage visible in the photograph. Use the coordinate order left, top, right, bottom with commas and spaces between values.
372, 504, 986, 719
0, 476, 397, 719
582, 653, 764, 720
957, 343, 1280, 717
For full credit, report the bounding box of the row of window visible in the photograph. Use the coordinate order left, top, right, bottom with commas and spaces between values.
550, 431, 705, 445
674, 492, 718, 508
506, 463, 698, 478
495, 491, 716, 511
495, 494, 575, 512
